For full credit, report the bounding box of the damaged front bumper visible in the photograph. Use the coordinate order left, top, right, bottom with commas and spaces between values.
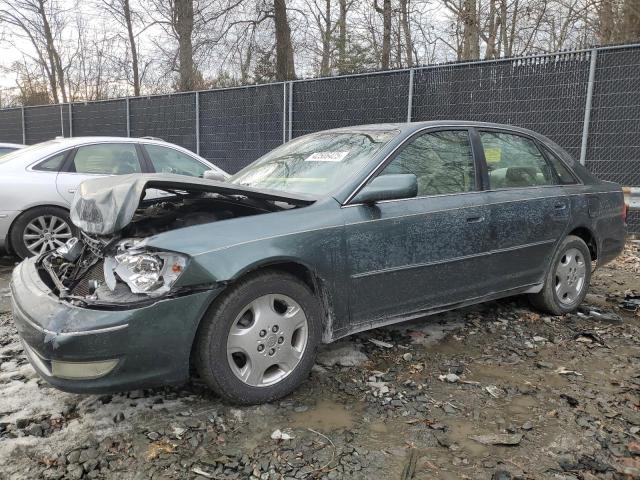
11, 257, 223, 393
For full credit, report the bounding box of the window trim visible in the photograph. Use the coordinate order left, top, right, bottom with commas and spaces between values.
475, 127, 569, 192
64, 142, 145, 175
140, 142, 216, 176
345, 126, 482, 206
29, 148, 75, 173
538, 144, 582, 185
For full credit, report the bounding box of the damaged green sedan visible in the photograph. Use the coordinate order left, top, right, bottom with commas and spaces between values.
11, 122, 626, 404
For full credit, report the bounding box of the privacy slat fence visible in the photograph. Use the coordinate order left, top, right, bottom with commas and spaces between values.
1, 43, 639, 232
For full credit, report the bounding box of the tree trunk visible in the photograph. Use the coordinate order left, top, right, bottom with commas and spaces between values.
461, 0, 479, 60
337, 0, 348, 73
174, 0, 197, 91
598, 0, 616, 44
123, 0, 140, 96
622, 0, 640, 41
274, 0, 296, 80
375, 0, 392, 69
399, 0, 413, 67
320, 0, 331, 76
36, 0, 62, 102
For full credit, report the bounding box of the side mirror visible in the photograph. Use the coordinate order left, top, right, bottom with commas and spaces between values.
351, 174, 418, 204
203, 170, 226, 182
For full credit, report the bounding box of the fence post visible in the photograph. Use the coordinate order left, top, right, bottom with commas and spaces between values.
282, 83, 287, 144
21, 106, 26, 144
407, 68, 414, 123
126, 96, 131, 137
195, 91, 201, 155
287, 82, 293, 141
68, 103, 73, 137
580, 48, 598, 166
59, 104, 64, 136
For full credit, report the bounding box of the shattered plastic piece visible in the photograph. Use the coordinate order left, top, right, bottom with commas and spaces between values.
369, 339, 394, 348
555, 367, 583, 376
270, 429, 294, 440
485, 385, 504, 398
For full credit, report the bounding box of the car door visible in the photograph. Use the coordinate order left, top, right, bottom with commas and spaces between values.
342, 128, 493, 327
476, 129, 571, 291
55, 143, 144, 204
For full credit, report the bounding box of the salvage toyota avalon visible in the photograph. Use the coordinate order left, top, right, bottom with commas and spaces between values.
11, 121, 627, 405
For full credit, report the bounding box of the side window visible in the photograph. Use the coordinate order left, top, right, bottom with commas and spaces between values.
544, 148, 578, 184
480, 132, 556, 189
33, 152, 67, 172
72, 144, 141, 175
145, 144, 208, 177
380, 130, 476, 196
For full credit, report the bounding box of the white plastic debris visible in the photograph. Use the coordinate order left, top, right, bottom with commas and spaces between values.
270, 429, 294, 440
369, 339, 394, 349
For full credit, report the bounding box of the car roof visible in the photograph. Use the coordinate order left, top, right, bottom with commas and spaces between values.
32, 136, 168, 147
325, 120, 544, 137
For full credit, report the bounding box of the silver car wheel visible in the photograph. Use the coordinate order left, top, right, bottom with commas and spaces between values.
554, 247, 586, 305
226, 294, 309, 388
23, 215, 72, 256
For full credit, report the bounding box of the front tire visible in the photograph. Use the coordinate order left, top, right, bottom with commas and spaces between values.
195, 270, 322, 405
529, 235, 592, 315
10, 206, 74, 259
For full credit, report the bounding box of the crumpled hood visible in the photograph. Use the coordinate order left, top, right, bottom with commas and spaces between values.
70, 173, 316, 235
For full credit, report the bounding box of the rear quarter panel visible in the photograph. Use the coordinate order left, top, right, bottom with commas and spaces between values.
563, 182, 626, 266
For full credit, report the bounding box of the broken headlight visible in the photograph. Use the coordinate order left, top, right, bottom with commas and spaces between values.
104, 241, 187, 296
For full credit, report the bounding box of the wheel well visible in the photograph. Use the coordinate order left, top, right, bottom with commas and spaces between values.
240, 261, 336, 342
569, 227, 597, 260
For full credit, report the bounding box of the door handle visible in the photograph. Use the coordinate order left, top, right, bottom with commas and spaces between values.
554, 203, 567, 210
466, 215, 484, 223
68, 189, 76, 194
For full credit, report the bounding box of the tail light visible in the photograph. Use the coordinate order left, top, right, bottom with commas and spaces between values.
622, 202, 628, 224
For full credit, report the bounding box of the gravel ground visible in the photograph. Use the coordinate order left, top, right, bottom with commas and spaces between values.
0, 242, 639, 480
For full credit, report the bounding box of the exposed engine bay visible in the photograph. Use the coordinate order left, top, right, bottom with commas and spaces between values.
37, 187, 303, 308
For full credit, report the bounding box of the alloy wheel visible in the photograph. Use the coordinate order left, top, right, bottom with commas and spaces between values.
554, 247, 586, 305
23, 215, 72, 256
226, 294, 309, 387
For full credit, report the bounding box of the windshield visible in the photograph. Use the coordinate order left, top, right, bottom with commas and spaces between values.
229, 130, 398, 195
0, 140, 59, 164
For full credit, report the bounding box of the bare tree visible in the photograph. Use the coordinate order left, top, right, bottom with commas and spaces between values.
374, 0, 392, 68
0, 0, 70, 103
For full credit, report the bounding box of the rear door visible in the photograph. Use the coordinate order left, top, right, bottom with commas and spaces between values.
55, 143, 144, 204
476, 129, 571, 291
342, 128, 493, 328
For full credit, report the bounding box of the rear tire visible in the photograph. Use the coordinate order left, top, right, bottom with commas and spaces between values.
529, 235, 591, 315
194, 270, 322, 405
10, 206, 75, 259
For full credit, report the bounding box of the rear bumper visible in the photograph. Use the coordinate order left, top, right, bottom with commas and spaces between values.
0, 210, 20, 251
11, 257, 222, 393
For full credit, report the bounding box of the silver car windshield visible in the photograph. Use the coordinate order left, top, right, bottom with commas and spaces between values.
229, 130, 398, 195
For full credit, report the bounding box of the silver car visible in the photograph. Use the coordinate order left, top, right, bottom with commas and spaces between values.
0, 142, 24, 156
0, 137, 227, 258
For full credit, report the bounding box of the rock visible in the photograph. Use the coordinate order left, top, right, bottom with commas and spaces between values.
522, 421, 533, 431
492, 470, 512, 480
66, 464, 84, 480
316, 343, 369, 367
535, 361, 554, 369
15, 418, 29, 429
113, 412, 125, 423
469, 433, 523, 446
67, 450, 81, 464
42, 468, 65, 480
438, 373, 460, 383
147, 431, 161, 441
26, 423, 43, 437
78, 448, 98, 463
402, 353, 413, 362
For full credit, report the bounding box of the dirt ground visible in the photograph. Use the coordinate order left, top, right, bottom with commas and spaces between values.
0, 241, 639, 480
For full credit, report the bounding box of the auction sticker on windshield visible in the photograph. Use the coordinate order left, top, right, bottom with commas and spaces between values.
306, 151, 350, 162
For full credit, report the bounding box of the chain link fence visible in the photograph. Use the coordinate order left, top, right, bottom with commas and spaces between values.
0, 43, 638, 232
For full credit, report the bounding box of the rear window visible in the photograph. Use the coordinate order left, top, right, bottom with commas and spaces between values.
544, 148, 578, 184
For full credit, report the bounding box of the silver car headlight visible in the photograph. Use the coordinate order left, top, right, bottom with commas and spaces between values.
104, 241, 187, 296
